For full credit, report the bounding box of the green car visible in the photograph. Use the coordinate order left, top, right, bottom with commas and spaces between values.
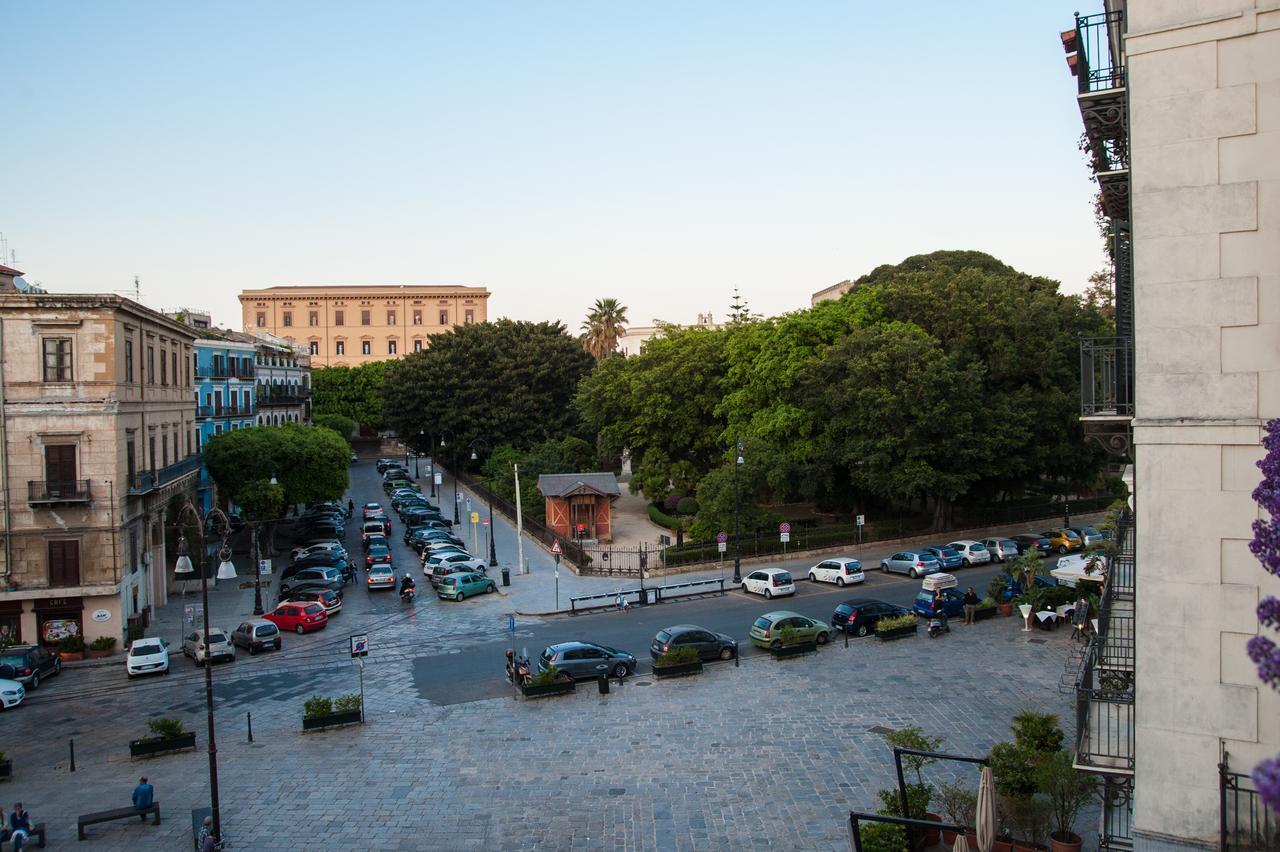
437, 571, 497, 601
748, 610, 831, 649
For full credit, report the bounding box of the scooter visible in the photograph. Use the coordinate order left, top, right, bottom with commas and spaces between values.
927, 612, 950, 639
505, 650, 532, 685
400, 584, 416, 602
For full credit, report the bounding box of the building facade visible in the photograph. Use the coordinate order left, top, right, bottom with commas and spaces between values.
193, 335, 257, 512
810, 280, 856, 306
238, 284, 491, 367
0, 283, 199, 648
1067, 1, 1280, 848
253, 332, 311, 425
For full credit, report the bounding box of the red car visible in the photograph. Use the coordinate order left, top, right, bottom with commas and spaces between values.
264, 601, 328, 634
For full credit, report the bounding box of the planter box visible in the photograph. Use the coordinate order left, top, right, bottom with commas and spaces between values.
0, 759, 11, 781
520, 679, 577, 699
302, 709, 363, 731
87, 648, 115, 659
997, 603, 1015, 617
653, 660, 704, 679
876, 624, 918, 641
975, 607, 997, 622
59, 650, 85, 661
768, 642, 817, 659
129, 732, 196, 758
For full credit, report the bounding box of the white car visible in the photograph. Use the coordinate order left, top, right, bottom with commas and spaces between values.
741, 568, 796, 599
807, 557, 865, 587
181, 628, 235, 666
0, 678, 24, 710
947, 540, 993, 567
292, 542, 347, 561
126, 637, 170, 678
423, 551, 487, 574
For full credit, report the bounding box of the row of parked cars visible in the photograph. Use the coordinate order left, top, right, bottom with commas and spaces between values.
880, 526, 1104, 580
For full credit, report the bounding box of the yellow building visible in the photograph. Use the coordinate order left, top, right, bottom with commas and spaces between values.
238, 284, 491, 367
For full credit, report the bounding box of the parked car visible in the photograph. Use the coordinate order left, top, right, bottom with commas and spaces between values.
437, 571, 497, 601
383, 478, 414, 495
1010, 534, 1053, 556
740, 568, 796, 598
295, 521, 343, 540
362, 501, 385, 515
287, 587, 343, 616
376, 458, 400, 474
350, 452, 358, 464
367, 563, 397, 589
649, 625, 737, 662
428, 561, 488, 588
363, 533, 389, 554
830, 599, 911, 637
291, 554, 353, 583
537, 641, 635, 680
981, 538, 1021, 563
279, 567, 345, 597
947, 540, 993, 567
912, 580, 967, 618
806, 557, 865, 587
264, 601, 328, 635
1040, 529, 1083, 554
291, 541, 347, 561
425, 551, 487, 574
125, 638, 170, 678
365, 543, 393, 568
922, 546, 964, 571
1069, 526, 1104, 548
879, 551, 941, 578
0, 677, 24, 710
0, 644, 61, 689
362, 520, 390, 542
231, 618, 285, 652
749, 611, 831, 649
409, 531, 463, 553
999, 574, 1057, 602
181, 628, 235, 665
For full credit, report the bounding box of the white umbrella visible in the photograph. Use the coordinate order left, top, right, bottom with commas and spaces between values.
953, 833, 969, 852
976, 765, 995, 852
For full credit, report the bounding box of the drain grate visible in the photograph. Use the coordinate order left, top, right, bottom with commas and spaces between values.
1029, 638, 1048, 645
634, 680, 653, 687
868, 725, 894, 734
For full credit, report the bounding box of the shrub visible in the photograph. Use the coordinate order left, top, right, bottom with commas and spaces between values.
977, 597, 997, 611
989, 741, 1041, 799
880, 725, 944, 787
936, 779, 978, 826
1011, 710, 1063, 754
656, 647, 699, 666
1005, 794, 1052, 846
647, 504, 683, 530
145, 717, 187, 740
527, 666, 566, 686
876, 781, 933, 821
334, 694, 363, 714
675, 496, 700, 515
303, 696, 333, 719
987, 572, 1011, 603
663, 494, 682, 512
59, 635, 85, 652
857, 821, 909, 852
876, 613, 916, 632
1037, 749, 1095, 838
89, 636, 117, 651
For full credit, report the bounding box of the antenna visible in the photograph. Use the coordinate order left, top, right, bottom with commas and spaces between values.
133, 275, 140, 301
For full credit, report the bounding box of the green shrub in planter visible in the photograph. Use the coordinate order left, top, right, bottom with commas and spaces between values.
977, 597, 997, 611
334, 694, 363, 714
656, 647, 699, 666
145, 717, 187, 740
936, 779, 978, 826
857, 821, 908, 852
527, 666, 565, 687
876, 613, 916, 632
876, 782, 933, 821
988, 572, 1011, 603
89, 636, 118, 651
647, 504, 683, 530
1036, 749, 1095, 842
60, 635, 86, 653
777, 626, 801, 647
303, 696, 334, 720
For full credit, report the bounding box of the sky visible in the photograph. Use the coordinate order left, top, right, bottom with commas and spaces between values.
4, 2, 1105, 330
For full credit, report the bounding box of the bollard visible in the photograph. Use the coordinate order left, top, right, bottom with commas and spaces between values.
734, 649, 740, 668
844, 629, 849, 649
69, 738, 75, 772
597, 675, 609, 695
247, 711, 254, 743
501, 567, 510, 587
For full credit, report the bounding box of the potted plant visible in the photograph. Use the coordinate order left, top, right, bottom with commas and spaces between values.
876, 784, 934, 849
989, 574, 1014, 617
653, 646, 703, 678
1036, 750, 1094, 852
88, 636, 118, 659
58, 635, 85, 661
129, 716, 197, 757
875, 613, 918, 641
520, 665, 576, 699
879, 725, 944, 846
857, 822, 909, 852
769, 625, 818, 658
935, 780, 977, 843
975, 597, 998, 621
302, 694, 363, 730
0, 750, 10, 780
1006, 795, 1051, 850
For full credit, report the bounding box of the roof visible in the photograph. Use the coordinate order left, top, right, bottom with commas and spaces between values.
0, 264, 24, 276
536, 473, 621, 498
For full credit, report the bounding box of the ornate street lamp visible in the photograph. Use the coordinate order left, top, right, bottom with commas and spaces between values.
470, 440, 499, 568
733, 440, 744, 584
439, 429, 459, 525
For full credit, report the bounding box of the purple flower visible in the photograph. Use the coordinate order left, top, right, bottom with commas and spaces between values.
1252, 754, 1280, 813
1260, 596, 1280, 630
1247, 635, 1280, 689
1247, 421, 1280, 794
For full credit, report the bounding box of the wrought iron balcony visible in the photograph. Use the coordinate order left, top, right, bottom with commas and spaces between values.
157, 454, 202, 485
1064, 9, 1129, 221
1067, 9, 1126, 95
127, 470, 154, 495
28, 479, 91, 504
1081, 336, 1134, 418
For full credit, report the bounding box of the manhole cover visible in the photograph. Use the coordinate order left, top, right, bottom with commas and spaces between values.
634, 680, 653, 687
1029, 638, 1048, 645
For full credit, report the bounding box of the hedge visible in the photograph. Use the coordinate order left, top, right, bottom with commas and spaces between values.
647, 504, 683, 530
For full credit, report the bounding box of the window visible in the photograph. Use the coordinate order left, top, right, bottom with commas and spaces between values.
413, 340, 423, 352
387, 310, 396, 325
172, 351, 178, 386
126, 433, 136, 479
309, 311, 318, 326
361, 310, 370, 326
146, 346, 155, 384
256, 312, 266, 327
44, 445, 77, 487
335, 341, 345, 355
215, 423, 223, 435
388, 340, 397, 355
465, 309, 474, 324
282, 311, 292, 327
185, 353, 192, 386
148, 436, 156, 471
334, 310, 344, 326
48, 540, 81, 587
159, 349, 167, 385
309, 341, 319, 356
124, 340, 134, 382
42, 338, 73, 382
412, 310, 422, 325
439, 310, 449, 325
162, 433, 169, 466
361, 341, 371, 355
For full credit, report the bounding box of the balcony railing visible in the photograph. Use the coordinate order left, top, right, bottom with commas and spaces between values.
1081, 336, 1134, 417
157, 454, 202, 485
28, 479, 92, 504
1070, 9, 1125, 94
196, 364, 254, 380
197, 404, 257, 418
127, 470, 154, 495
1221, 753, 1279, 850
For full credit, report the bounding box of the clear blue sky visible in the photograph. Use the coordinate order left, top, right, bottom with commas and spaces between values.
6, 1, 1104, 329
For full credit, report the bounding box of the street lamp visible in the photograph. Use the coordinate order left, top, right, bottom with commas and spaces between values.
172, 499, 232, 846
439, 429, 459, 525
733, 440, 744, 584
251, 475, 279, 616
414, 430, 423, 478
470, 441, 498, 568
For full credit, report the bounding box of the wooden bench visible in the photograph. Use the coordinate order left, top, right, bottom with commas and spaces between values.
77, 803, 160, 841
1, 823, 46, 849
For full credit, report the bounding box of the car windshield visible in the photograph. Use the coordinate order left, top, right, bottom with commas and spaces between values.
257, 624, 279, 635
936, 548, 958, 557
843, 562, 860, 570
129, 643, 161, 656
303, 604, 323, 615
834, 604, 854, 615
207, 632, 227, 643
654, 630, 672, 643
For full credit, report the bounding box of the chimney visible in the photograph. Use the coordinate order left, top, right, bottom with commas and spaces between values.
0, 265, 21, 292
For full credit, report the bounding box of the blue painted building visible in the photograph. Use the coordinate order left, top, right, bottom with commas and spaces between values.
193, 334, 258, 511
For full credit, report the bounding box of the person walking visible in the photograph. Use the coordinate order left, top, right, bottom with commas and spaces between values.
132, 776, 154, 820
962, 586, 979, 625
8, 802, 30, 851
197, 815, 217, 852
347, 498, 355, 518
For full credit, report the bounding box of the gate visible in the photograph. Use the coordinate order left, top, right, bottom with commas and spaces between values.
578, 545, 648, 578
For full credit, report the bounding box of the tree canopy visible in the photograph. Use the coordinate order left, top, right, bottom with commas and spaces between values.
312, 361, 392, 428
204, 424, 350, 512
312, 413, 356, 446
581, 298, 628, 360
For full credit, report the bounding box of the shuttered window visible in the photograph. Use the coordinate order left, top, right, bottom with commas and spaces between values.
48, 540, 81, 587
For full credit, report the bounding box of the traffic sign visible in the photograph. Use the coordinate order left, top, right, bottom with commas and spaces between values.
718, 542, 727, 553
780, 532, 791, 543
258, 559, 272, 575
856, 514, 865, 527
350, 634, 369, 658
550, 540, 562, 555
779, 522, 791, 533
716, 532, 728, 543
482, 517, 489, 527
470, 511, 480, 524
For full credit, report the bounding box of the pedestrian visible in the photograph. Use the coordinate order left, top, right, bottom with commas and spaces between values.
9, 802, 30, 851
962, 586, 979, 625
132, 776, 154, 820
347, 498, 355, 518
198, 815, 216, 852
932, 590, 949, 632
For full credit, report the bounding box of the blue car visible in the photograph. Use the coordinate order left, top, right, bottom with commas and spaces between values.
913, 588, 966, 618
922, 546, 964, 571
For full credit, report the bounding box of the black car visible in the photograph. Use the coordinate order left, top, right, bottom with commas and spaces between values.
296, 521, 344, 540
830, 599, 911, 637
0, 644, 62, 689
1011, 534, 1053, 556
409, 531, 463, 554
363, 533, 389, 553
376, 458, 404, 474
279, 567, 346, 597
649, 625, 737, 662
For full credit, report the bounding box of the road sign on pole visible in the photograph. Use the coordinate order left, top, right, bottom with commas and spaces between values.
550, 540, 562, 555
350, 634, 369, 658
779, 522, 791, 533
718, 541, 727, 553
780, 532, 790, 543
856, 515, 865, 527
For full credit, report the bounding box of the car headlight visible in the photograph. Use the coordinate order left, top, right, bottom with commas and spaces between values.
2, 690, 17, 697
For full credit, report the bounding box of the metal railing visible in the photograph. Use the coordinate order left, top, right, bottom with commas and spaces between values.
127, 470, 154, 495
198, 404, 257, 418
1074, 9, 1125, 94
1081, 336, 1134, 417
569, 578, 729, 613
1221, 753, 1279, 850
157, 454, 202, 486
27, 479, 91, 503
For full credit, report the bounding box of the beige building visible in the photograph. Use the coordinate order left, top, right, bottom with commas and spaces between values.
809, 280, 856, 306
0, 270, 199, 648
617, 313, 719, 357
239, 284, 491, 367
1068, 2, 1280, 848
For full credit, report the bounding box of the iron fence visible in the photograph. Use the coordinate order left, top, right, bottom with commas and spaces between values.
1221, 753, 1279, 850
1081, 337, 1135, 418
1074, 9, 1126, 94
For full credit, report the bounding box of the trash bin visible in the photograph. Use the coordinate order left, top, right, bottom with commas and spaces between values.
501, 567, 511, 587
597, 675, 609, 695
645, 588, 658, 606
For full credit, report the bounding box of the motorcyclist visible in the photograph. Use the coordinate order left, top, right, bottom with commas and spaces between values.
931, 590, 950, 633
400, 573, 416, 597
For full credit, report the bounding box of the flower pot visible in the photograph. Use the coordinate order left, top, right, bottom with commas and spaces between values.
59, 650, 84, 661
965, 830, 979, 851
87, 648, 113, 659
653, 660, 703, 679
769, 642, 817, 659
997, 602, 1014, 617
922, 813, 941, 846
1049, 832, 1083, 852
876, 623, 918, 641
302, 709, 363, 731
941, 827, 958, 844
129, 732, 197, 758
993, 841, 1014, 852
520, 679, 577, 699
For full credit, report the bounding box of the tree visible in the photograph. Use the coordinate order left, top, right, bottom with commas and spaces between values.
312, 361, 393, 428
580, 298, 629, 360
204, 424, 349, 510
480, 436, 596, 523
383, 320, 595, 454
688, 458, 778, 541
313, 413, 356, 446
1082, 269, 1115, 322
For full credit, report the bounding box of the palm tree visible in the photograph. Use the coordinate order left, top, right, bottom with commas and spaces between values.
581, 298, 629, 360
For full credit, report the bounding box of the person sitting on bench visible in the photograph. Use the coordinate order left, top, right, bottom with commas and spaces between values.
8, 802, 31, 851
132, 777, 154, 820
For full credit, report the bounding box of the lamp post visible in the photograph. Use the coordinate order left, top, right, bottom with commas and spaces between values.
440, 429, 459, 525
415, 430, 423, 479
732, 440, 744, 584
250, 475, 278, 617
471, 441, 498, 568
172, 498, 237, 847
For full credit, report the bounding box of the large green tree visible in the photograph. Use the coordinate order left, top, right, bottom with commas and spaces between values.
204, 424, 350, 511
383, 320, 595, 455
312, 361, 392, 428
312, 413, 356, 446
581, 298, 629, 360
480, 436, 595, 523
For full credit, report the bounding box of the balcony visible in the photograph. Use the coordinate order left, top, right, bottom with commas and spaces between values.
28, 479, 92, 505
1064, 9, 1129, 221
197, 403, 257, 418
127, 470, 154, 495
126, 455, 202, 497
256, 386, 310, 407
1081, 336, 1134, 415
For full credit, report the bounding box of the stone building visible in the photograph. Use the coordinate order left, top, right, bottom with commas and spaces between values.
252, 332, 311, 425
0, 277, 199, 647
238, 284, 491, 367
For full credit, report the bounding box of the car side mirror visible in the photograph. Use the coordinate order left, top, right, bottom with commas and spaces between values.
162, 641, 170, 648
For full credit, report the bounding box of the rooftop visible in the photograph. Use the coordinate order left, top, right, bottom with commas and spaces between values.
537, 473, 622, 498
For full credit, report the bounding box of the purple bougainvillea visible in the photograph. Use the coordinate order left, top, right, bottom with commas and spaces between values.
1248, 419, 1280, 810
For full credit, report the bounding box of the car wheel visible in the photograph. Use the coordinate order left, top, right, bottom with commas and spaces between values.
53, 658, 61, 675
816, 632, 829, 645
295, 625, 306, 635
856, 624, 870, 638
485, 583, 496, 594
275, 641, 282, 651
765, 588, 773, 599
881, 563, 888, 573
719, 647, 734, 661
1059, 545, 1069, 555
612, 664, 629, 679
963, 558, 972, 567
29, 672, 39, 690
249, 645, 257, 656
742, 584, 751, 594
769, 640, 780, 650
909, 568, 919, 579
836, 577, 846, 587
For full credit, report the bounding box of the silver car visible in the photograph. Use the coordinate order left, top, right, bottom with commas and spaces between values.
981, 538, 1021, 563
538, 642, 636, 680
879, 550, 942, 578
181, 628, 235, 665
